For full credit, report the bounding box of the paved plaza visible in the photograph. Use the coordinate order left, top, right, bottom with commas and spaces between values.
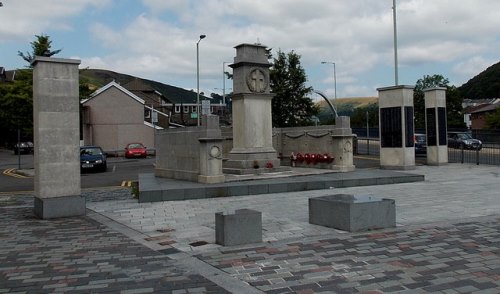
1, 163, 499, 293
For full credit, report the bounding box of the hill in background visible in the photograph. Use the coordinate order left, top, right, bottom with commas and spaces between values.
459, 61, 500, 99
80, 68, 145, 91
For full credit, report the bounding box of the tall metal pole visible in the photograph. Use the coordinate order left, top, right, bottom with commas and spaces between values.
222, 62, 230, 106
333, 63, 337, 100
196, 35, 206, 126
393, 0, 399, 86
17, 126, 21, 169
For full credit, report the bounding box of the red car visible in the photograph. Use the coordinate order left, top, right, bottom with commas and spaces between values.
125, 143, 147, 158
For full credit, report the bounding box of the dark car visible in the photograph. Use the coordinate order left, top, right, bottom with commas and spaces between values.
448, 132, 482, 150
14, 141, 34, 155
125, 143, 147, 158
414, 133, 427, 154
80, 146, 107, 172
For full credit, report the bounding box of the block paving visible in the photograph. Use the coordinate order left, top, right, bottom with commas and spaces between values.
197, 218, 500, 293
1, 164, 500, 293
0, 205, 229, 294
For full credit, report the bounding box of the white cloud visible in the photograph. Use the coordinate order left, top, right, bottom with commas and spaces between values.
0, 0, 110, 40
2, 0, 500, 95
452, 56, 496, 84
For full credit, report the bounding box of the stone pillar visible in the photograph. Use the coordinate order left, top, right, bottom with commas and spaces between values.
424, 87, 448, 165
198, 115, 225, 183
378, 85, 415, 170
32, 57, 84, 219
331, 116, 355, 172
224, 43, 287, 174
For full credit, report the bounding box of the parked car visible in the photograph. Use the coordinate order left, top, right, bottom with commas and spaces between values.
125, 142, 147, 158
80, 146, 107, 172
414, 133, 427, 154
14, 141, 34, 155
447, 132, 482, 150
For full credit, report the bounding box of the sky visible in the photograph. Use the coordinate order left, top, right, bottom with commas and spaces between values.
1, 0, 499, 99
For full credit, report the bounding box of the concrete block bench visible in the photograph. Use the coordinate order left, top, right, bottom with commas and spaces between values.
215, 209, 262, 246
309, 194, 395, 232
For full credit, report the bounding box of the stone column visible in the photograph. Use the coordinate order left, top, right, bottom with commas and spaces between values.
424, 87, 448, 165
32, 57, 84, 219
224, 43, 287, 174
198, 115, 225, 183
331, 116, 355, 172
378, 85, 415, 170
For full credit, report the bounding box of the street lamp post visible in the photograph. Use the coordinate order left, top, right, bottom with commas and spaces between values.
196, 34, 206, 126
222, 61, 231, 106
321, 61, 337, 100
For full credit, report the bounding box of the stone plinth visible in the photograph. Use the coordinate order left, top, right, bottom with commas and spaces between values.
32, 57, 85, 219
378, 85, 415, 170
424, 87, 448, 166
331, 116, 355, 172
215, 209, 262, 246
309, 194, 395, 232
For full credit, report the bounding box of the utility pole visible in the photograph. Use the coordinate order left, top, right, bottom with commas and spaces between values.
393, 0, 399, 86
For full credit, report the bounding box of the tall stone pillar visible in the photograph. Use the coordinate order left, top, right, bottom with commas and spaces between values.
377, 85, 415, 170
224, 43, 287, 174
32, 57, 84, 219
424, 87, 448, 165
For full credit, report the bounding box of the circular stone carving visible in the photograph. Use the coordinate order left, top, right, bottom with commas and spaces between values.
246, 68, 268, 93
209, 146, 221, 158
343, 141, 352, 153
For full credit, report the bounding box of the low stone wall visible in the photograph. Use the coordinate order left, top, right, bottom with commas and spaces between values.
222, 116, 355, 171
155, 116, 224, 183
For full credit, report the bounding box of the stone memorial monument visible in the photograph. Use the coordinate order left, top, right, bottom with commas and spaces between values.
32, 57, 85, 219
424, 87, 448, 165
224, 43, 286, 174
377, 85, 415, 170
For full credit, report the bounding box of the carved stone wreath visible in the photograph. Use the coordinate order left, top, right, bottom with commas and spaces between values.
246, 68, 268, 93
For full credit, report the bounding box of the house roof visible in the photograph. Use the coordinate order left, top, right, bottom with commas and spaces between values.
82, 81, 145, 105
122, 78, 166, 105
143, 79, 210, 104
469, 103, 500, 114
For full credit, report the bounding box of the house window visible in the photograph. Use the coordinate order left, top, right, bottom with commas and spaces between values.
192, 106, 197, 113
175, 105, 180, 113
183, 106, 189, 113
144, 109, 151, 118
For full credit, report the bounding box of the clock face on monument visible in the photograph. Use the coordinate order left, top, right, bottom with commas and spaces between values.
246, 68, 268, 93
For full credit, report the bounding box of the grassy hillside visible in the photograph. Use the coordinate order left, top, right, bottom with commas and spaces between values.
315, 96, 378, 110
79, 68, 138, 90
459, 61, 500, 99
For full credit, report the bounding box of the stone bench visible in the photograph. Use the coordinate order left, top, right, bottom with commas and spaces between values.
309, 194, 395, 232
215, 209, 262, 246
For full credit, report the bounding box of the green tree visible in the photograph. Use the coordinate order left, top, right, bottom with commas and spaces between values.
0, 70, 33, 146
485, 108, 500, 129
349, 103, 379, 128
79, 77, 94, 100
414, 74, 464, 129
18, 34, 62, 66
270, 50, 318, 127
445, 85, 465, 128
